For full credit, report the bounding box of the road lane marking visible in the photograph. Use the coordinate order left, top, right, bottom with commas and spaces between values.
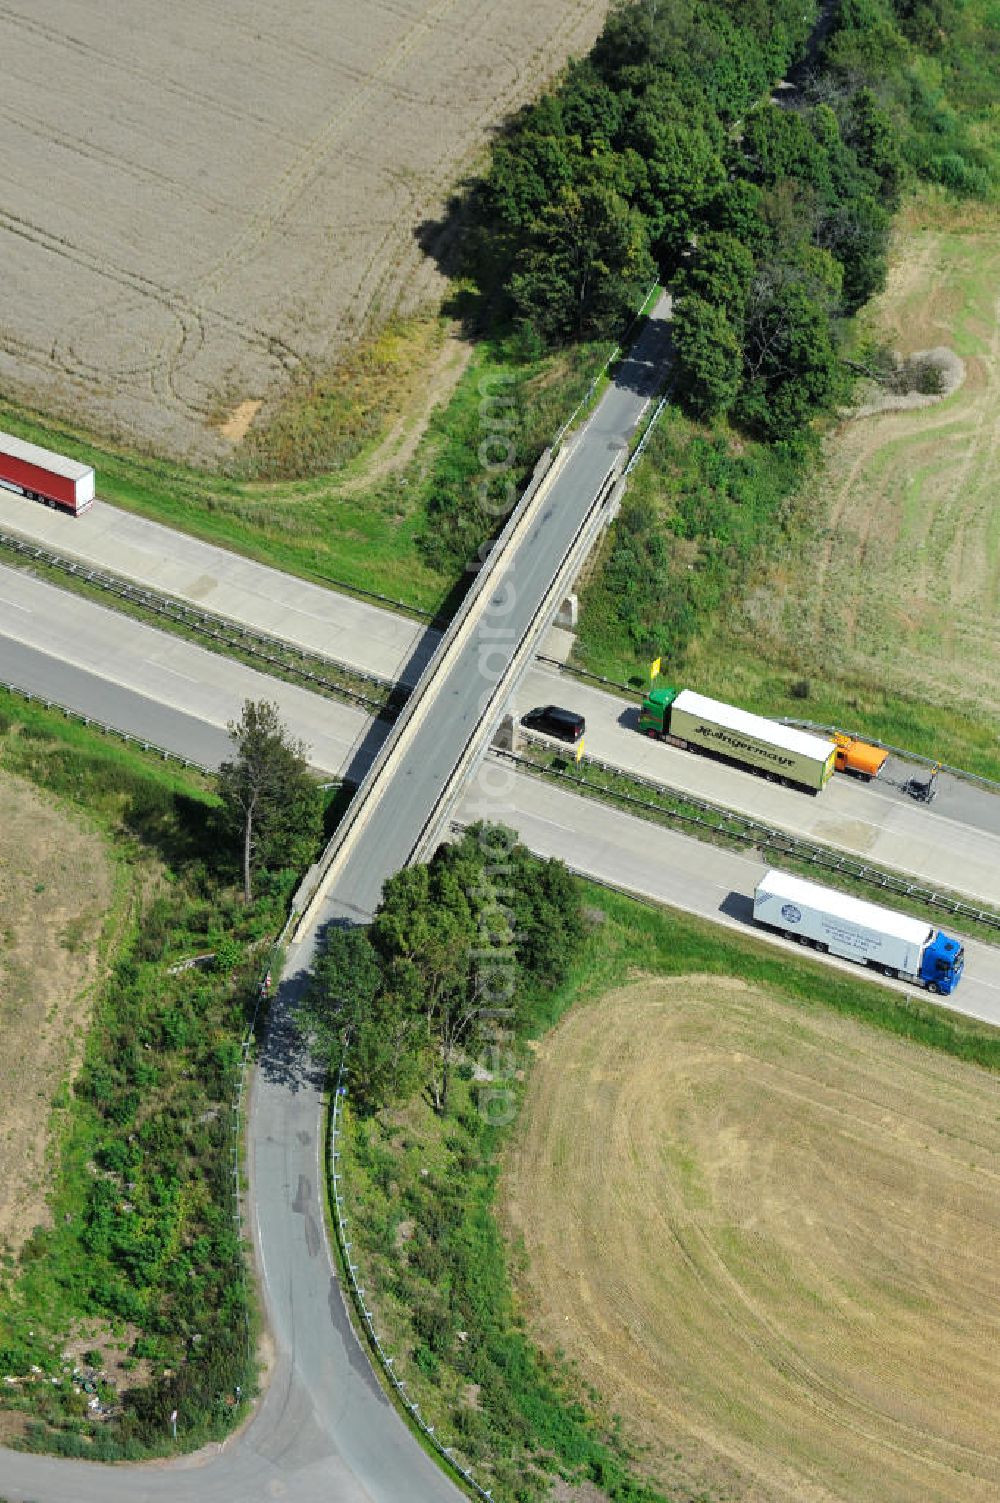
150, 662, 203, 684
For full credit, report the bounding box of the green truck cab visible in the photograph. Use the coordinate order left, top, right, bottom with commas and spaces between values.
638, 684, 680, 735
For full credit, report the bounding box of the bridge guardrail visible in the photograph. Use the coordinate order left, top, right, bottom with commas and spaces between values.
408, 457, 623, 866
290, 445, 563, 935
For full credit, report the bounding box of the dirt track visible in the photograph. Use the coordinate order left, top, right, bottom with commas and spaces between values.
0, 0, 607, 460
503, 976, 1000, 1503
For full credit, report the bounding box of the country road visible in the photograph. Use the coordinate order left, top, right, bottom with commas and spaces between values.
3, 289, 999, 1503
1, 304, 677, 1502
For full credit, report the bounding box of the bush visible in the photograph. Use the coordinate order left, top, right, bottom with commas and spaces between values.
0, 712, 269, 1456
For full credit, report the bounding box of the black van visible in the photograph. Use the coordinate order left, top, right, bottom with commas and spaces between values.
520, 705, 585, 743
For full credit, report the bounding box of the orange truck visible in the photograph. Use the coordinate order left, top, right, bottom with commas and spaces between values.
832, 731, 888, 781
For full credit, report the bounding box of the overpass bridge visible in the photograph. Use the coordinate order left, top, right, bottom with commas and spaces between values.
0, 300, 674, 1503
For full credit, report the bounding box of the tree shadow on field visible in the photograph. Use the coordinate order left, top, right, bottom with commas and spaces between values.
415, 162, 675, 401
123, 785, 218, 869
414, 177, 493, 337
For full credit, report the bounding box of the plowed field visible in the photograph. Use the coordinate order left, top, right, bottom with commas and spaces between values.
0, 0, 608, 460
503, 976, 1000, 1503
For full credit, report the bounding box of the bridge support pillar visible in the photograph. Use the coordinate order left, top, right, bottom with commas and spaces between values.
554, 592, 578, 629
493, 713, 523, 753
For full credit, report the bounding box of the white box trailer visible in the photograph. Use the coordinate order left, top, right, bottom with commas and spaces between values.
752, 870, 964, 994
667, 689, 836, 792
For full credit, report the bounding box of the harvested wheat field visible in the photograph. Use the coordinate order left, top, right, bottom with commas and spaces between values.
0, 0, 607, 462
0, 772, 115, 1257
503, 976, 1000, 1503
744, 209, 1000, 727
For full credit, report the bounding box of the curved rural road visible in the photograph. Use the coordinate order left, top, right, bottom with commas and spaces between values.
4, 291, 998, 1501
0, 304, 676, 1501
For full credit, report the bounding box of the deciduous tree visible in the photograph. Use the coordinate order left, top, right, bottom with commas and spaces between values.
672, 295, 744, 419
216, 700, 322, 903
509, 173, 655, 342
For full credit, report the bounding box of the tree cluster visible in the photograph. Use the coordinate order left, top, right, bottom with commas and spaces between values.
671, 88, 901, 438
300, 825, 584, 1115
474, 0, 816, 346
465, 0, 995, 438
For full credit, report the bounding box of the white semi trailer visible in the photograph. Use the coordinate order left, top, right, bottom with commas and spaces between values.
639, 687, 836, 792
753, 870, 965, 994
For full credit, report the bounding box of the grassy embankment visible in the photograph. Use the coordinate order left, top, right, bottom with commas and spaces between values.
0, 316, 605, 619
689, 205, 1000, 778
575, 203, 1000, 783
332, 880, 1000, 1503
0, 692, 294, 1458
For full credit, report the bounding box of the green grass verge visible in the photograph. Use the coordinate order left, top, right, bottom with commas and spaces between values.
573, 398, 1000, 784
0, 391, 450, 616
681, 640, 1000, 786
0, 324, 605, 620
333, 880, 1000, 1503
0, 693, 293, 1458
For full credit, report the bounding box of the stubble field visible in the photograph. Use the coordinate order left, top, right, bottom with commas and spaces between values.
0, 0, 607, 461
503, 975, 1000, 1503
731, 206, 1000, 730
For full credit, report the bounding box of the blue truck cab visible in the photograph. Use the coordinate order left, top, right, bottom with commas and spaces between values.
919, 932, 965, 994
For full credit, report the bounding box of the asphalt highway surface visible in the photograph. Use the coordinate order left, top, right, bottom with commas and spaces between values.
0, 636, 235, 769
0, 563, 384, 779
515, 666, 1000, 908
459, 767, 1000, 1030
0, 301, 675, 1502
0, 488, 436, 686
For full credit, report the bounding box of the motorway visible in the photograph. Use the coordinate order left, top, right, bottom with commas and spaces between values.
4, 558, 999, 915
3, 443, 998, 852
514, 666, 1000, 907
0, 564, 386, 780
0, 299, 677, 1502
456, 768, 1000, 1030
0, 489, 437, 685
